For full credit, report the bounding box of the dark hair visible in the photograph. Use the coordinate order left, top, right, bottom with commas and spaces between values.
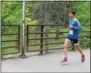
70, 10, 76, 15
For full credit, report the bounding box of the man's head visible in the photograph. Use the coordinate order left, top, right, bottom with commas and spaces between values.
68, 10, 76, 18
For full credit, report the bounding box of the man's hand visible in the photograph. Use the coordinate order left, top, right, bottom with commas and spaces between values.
69, 25, 74, 29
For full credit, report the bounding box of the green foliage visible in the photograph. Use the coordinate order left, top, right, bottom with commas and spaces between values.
25, 2, 73, 25
1, 2, 90, 25
79, 26, 90, 49
1, 1, 22, 25
73, 2, 90, 25
72, 2, 90, 49
80, 37, 90, 49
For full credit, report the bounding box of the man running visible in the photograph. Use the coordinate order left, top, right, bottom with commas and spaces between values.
61, 10, 85, 63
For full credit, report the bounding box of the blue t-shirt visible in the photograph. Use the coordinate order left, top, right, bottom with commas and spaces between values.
67, 18, 82, 40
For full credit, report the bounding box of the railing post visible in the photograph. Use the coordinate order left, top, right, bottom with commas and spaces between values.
18, 25, 20, 53
45, 26, 48, 54
26, 25, 28, 52
0, 1, 1, 59
19, 1, 27, 58
40, 25, 44, 55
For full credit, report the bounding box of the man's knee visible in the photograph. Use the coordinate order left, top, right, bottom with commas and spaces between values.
64, 44, 68, 49
74, 44, 80, 48
63, 39, 70, 49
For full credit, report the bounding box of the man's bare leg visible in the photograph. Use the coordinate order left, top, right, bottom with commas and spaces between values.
75, 44, 85, 62
61, 39, 71, 63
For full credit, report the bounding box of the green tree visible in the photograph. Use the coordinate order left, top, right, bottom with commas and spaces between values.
73, 2, 90, 25
1, 1, 22, 25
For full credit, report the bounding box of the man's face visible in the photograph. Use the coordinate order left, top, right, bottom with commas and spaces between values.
68, 12, 74, 18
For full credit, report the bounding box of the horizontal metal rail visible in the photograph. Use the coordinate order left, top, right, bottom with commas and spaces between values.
28, 32, 68, 34
27, 31, 90, 34
1, 34, 18, 35
28, 42, 64, 46
27, 47, 64, 52
1, 40, 19, 42
28, 36, 90, 40
2, 25, 20, 26
27, 25, 66, 26
1, 46, 19, 49
28, 37, 66, 40
27, 25, 90, 26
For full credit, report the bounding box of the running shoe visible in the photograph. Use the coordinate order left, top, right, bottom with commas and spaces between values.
61, 57, 67, 63
81, 55, 85, 62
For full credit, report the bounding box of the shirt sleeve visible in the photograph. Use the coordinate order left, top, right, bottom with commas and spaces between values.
73, 21, 82, 30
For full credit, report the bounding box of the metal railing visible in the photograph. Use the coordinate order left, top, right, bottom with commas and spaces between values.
1, 25, 20, 55
1, 24, 90, 58
26, 24, 90, 54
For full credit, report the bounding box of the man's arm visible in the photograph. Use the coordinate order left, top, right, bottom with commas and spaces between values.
68, 19, 82, 30
73, 24, 82, 30
73, 21, 82, 30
